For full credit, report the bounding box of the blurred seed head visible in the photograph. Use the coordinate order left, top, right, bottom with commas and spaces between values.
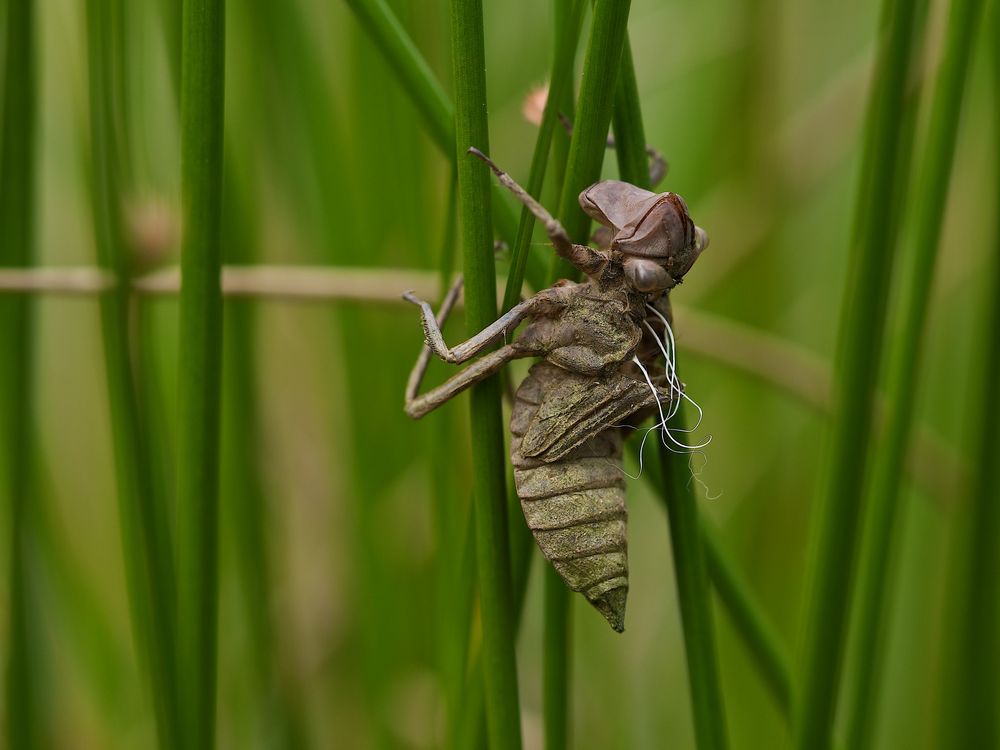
522, 82, 549, 127
125, 196, 176, 270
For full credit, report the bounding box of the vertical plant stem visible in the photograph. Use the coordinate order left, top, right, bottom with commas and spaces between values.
614, 37, 729, 748
952, 12, 1000, 745
342, 0, 522, 244
176, 0, 226, 745
456, 481, 536, 750
842, 0, 984, 745
794, 0, 922, 745
0, 0, 39, 747
628, 440, 792, 718
542, 565, 571, 750
658, 419, 729, 750
535, 4, 635, 745
551, 0, 632, 280
341, 0, 454, 154
84, 1, 182, 746
449, 0, 522, 747
701, 522, 791, 717
500, 0, 585, 314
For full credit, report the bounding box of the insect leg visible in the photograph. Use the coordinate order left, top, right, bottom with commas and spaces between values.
404, 275, 464, 409
467, 148, 605, 277
403, 286, 545, 365
405, 344, 528, 419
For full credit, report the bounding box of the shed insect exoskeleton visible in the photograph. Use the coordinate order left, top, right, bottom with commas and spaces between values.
404, 148, 708, 632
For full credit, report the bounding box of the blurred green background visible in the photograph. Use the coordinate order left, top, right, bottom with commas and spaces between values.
1, 0, 997, 747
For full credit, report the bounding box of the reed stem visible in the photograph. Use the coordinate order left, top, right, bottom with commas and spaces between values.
1, 1, 39, 746
84, 0, 182, 745
842, 0, 983, 744
613, 35, 729, 749
794, 0, 923, 745
449, 0, 523, 746
176, 0, 226, 745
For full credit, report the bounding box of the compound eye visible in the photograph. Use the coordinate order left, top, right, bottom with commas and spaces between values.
625, 258, 674, 293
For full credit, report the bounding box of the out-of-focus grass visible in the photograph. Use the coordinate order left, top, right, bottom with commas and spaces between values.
4, 0, 999, 748
1, 1, 40, 748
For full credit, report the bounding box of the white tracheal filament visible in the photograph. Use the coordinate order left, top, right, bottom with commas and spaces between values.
632, 303, 712, 456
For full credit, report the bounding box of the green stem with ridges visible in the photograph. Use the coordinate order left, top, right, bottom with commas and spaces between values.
842, 0, 983, 745
794, 0, 923, 745
449, 0, 523, 746
701, 520, 791, 717
176, 0, 226, 745
342, 0, 522, 246
537, 3, 635, 744
952, 9, 1000, 745
614, 36, 729, 749
341, 0, 454, 154
550, 0, 632, 281
626, 439, 792, 719
0, 0, 39, 747
500, 0, 585, 314
84, 0, 182, 746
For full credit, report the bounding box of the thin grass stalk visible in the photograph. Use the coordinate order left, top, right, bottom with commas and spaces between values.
220, 157, 306, 747
499, 0, 585, 314
84, 2, 183, 745
794, 0, 923, 745
455, 481, 536, 750
542, 565, 571, 750
842, 0, 984, 744
701, 521, 791, 717
0, 0, 39, 746
341, 0, 453, 154
449, 0, 522, 746
658, 420, 729, 749
626, 440, 792, 718
29, 442, 135, 729
342, 0, 521, 245
176, 0, 226, 745
550, 0, 631, 280
951, 15, 1000, 744
613, 38, 729, 749
536, 5, 636, 744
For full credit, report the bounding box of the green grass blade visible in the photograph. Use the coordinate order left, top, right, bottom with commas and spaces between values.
83, 2, 183, 745
951, 12, 1000, 744
0, 1, 40, 746
627, 438, 791, 720
29, 442, 136, 730
627, 439, 792, 719
613, 36, 729, 749
342, 0, 522, 249
449, 0, 522, 746
701, 522, 791, 717
456, 478, 536, 750
657, 422, 729, 750
842, 0, 985, 745
793, 0, 924, 745
537, 3, 635, 744
550, 0, 631, 280
500, 0, 585, 314
341, 0, 454, 154
543, 566, 571, 750
176, 0, 226, 745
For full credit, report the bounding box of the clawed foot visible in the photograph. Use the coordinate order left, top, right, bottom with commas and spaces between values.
403, 290, 457, 363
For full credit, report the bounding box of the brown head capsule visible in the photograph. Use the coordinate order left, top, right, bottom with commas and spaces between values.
580, 181, 709, 294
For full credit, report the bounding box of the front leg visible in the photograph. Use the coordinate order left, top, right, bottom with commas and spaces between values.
467, 148, 607, 278
403, 287, 553, 365
405, 344, 531, 419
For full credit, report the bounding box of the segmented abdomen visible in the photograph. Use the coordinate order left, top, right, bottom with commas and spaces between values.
509, 362, 629, 632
